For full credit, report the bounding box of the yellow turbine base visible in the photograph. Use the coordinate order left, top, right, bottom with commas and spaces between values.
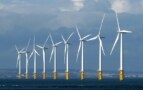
98, 71, 102, 80
81, 71, 85, 80
65, 72, 69, 80
18, 74, 22, 79
26, 73, 28, 79
53, 72, 57, 80
34, 73, 37, 80
43, 73, 46, 80
119, 70, 124, 81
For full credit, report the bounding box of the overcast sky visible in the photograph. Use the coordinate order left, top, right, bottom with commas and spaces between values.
0, 0, 142, 73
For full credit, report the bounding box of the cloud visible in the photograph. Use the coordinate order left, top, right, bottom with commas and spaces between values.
59, 8, 73, 12
71, 0, 85, 11
110, 0, 143, 14
59, 0, 85, 12
0, 2, 16, 11
110, 0, 131, 13
94, 0, 99, 3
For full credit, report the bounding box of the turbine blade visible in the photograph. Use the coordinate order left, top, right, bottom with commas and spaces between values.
99, 14, 105, 35
120, 30, 132, 33
36, 45, 43, 49
116, 12, 120, 31
87, 35, 98, 41
26, 39, 31, 50
81, 34, 91, 40
76, 41, 81, 62
110, 33, 120, 55
20, 48, 25, 52
61, 34, 66, 43
99, 38, 105, 55
67, 32, 74, 42
49, 34, 54, 45
29, 51, 34, 59
44, 36, 49, 47
55, 41, 63, 46
76, 26, 81, 39
15, 45, 19, 52
35, 50, 40, 56
33, 36, 35, 49
49, 47, 54, 63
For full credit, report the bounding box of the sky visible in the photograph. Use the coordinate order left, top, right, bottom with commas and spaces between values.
0, 0, 142, 73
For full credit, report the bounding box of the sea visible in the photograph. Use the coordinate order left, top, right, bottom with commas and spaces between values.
0, 69, 143, 89
0, 79, 143, 90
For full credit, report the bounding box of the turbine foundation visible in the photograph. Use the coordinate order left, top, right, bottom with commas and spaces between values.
34, 73, 37, 80
119, 70, 124, 81
18, 74, 22, 79
53, 72, 57, 80
26, 73, 28, 79
81, 71, 85, 80
98, 71, 102, 80
43, 73, 46, 80
65, 72, 69, 80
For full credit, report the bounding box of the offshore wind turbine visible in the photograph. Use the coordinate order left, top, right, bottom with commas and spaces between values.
15, 45, 25, 79
61, 32, 74, 80
49, 34, 62, 80
29, 37, 40, 79
36, 36, 49, 79
24, 39, 31, 79
76, 26, 91, 80
110, 12, 132, 81
87, 14, 105, 80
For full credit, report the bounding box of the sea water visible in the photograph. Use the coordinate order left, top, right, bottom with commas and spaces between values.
0, 69, 143, 89
0, 79, 143, 90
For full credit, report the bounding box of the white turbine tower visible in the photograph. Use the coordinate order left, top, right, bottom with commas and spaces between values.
49, 34, 62, 80
36, 36, 49, 79
29, 37, 40, 79
61, 32, 74, 80
24, 39, 31, 79
15, 45, 25, 79
76, 26, 91, 80
110, 12, 132, 81
87, 14, 105, 80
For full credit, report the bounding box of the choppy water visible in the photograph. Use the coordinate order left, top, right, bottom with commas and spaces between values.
0, 79, 143, 90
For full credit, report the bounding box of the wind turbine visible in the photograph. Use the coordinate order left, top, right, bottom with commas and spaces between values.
87, 14, 105, 80
49, 34, 62, 80
29, 37, 40, 79
76, 26, 91, 80
110, 12, 132, 81
36, 36, 49, 79
15, 45, 25, 79
24, 39, 31, 79
61, 32, 74, 80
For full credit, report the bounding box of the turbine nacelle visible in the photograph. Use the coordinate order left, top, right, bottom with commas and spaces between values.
36, 45, 48, 50
53, 45, 59, 47
44, 47, 48, 49
98, 35, 105, 39
25, 50, 30, 53
66, 42, 72, 45
15, 46, 25, 54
